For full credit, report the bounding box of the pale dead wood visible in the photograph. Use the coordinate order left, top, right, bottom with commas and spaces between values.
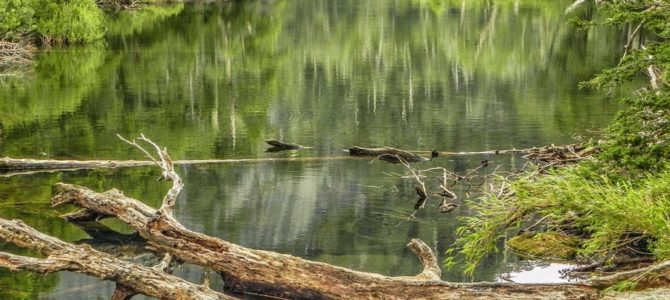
0, 218, 235, 300
3, 137, 604, 298
590, 260, 670, 288
0, 41, 34, 78
117, 134, 182, 216
51, 182, 600, 299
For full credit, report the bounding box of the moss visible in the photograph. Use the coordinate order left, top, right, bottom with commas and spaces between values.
507, 232, 580, 260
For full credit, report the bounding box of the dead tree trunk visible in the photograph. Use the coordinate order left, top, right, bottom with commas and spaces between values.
0, 219, 235, 300
51, 182, 599, 299
0, 135, 606, 299
349, 146, 428, 163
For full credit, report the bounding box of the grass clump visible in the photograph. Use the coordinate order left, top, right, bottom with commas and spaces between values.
449, 165, 670, 275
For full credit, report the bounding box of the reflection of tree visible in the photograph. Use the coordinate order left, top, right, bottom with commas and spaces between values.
0, 47, 106, 129
0, 269, 58, 300
0, 0, 624, 160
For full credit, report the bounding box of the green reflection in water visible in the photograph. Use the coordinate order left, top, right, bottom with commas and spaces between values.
0, 0, 627, 298
1, 0, 621, 160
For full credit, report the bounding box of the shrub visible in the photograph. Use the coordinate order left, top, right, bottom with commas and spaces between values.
32, 0, 105, 44
0, 0, 35, 41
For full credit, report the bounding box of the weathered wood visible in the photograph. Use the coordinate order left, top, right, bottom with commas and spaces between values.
0, 218, 235, 300
590, 260, 670, 288
51, 183, 600, 299
0, 157, 154, 171
0, 143, 593, 174
0, 156, 371, 175
349, 146, 428, 163
264, 139, 311, 152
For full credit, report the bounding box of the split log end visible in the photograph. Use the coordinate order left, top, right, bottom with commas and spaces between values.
407, 239, 441, 281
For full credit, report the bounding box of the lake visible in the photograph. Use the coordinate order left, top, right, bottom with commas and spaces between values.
0, 0, 623, 298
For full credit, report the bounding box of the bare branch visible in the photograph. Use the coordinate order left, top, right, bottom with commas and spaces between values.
0, 252, 77, 273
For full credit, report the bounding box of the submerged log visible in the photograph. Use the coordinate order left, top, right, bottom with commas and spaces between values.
349, 146, 428, 163
0, 218, 235, 300
264, 139, 311, 152
0, 157, 154, 171
0, 157, 369, 175
51, 183, 599, 299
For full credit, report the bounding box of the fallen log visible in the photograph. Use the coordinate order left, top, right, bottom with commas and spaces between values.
52, 182, 602, 299
0, 156, 372, 175
590, 260, 670, 288
265, 139, 312, 152
349, 146, 428, 163
0, 218, 235, 300
0, 143, 593, 174
1, 136, 620, 298
46, 136, 600, 298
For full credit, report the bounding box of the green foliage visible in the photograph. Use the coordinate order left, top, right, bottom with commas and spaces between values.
582, 43, 670, 91
105, 4, 184, 37
0, 0, 104, 44
598, 0, 670, 39
599, 90, 670, 172
447, 0, 670, 278
448, 165, 670, 274
32, 0, 105, 44
0, 0, 35, 41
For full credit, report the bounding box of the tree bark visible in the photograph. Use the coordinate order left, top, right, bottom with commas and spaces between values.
0, 218, 234, 300
51, 182, 599, 299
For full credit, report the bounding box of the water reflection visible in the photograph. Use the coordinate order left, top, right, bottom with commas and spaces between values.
1, 155, 565, 298
0, 0, 627, 298
1, 0, 620, 160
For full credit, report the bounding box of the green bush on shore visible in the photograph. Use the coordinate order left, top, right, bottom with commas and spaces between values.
0, 0, 35, 41
0, 0, 104, 44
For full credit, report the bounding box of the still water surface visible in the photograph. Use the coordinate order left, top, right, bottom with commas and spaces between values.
0, 0, 623, 298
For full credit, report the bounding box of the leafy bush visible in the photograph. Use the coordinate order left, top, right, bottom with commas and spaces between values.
0, 0, 35, 41
32, 0, 105, 44
0, 0, 104, 44
599, 90, 670, 173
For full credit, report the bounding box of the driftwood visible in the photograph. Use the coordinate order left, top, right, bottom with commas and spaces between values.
50, 182, 601, 299
0, 143, 593, 175
0, 219, 235, 300
0, 41, 34, 72
264, 139, 311, 152
590, 260, 670, 288
3, 136, 649, 299
0, 157, 154, 171
40, 136, 597, 299
349, 146, 428, 163
522, 144, 595, 165
0, 156, 369, 176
